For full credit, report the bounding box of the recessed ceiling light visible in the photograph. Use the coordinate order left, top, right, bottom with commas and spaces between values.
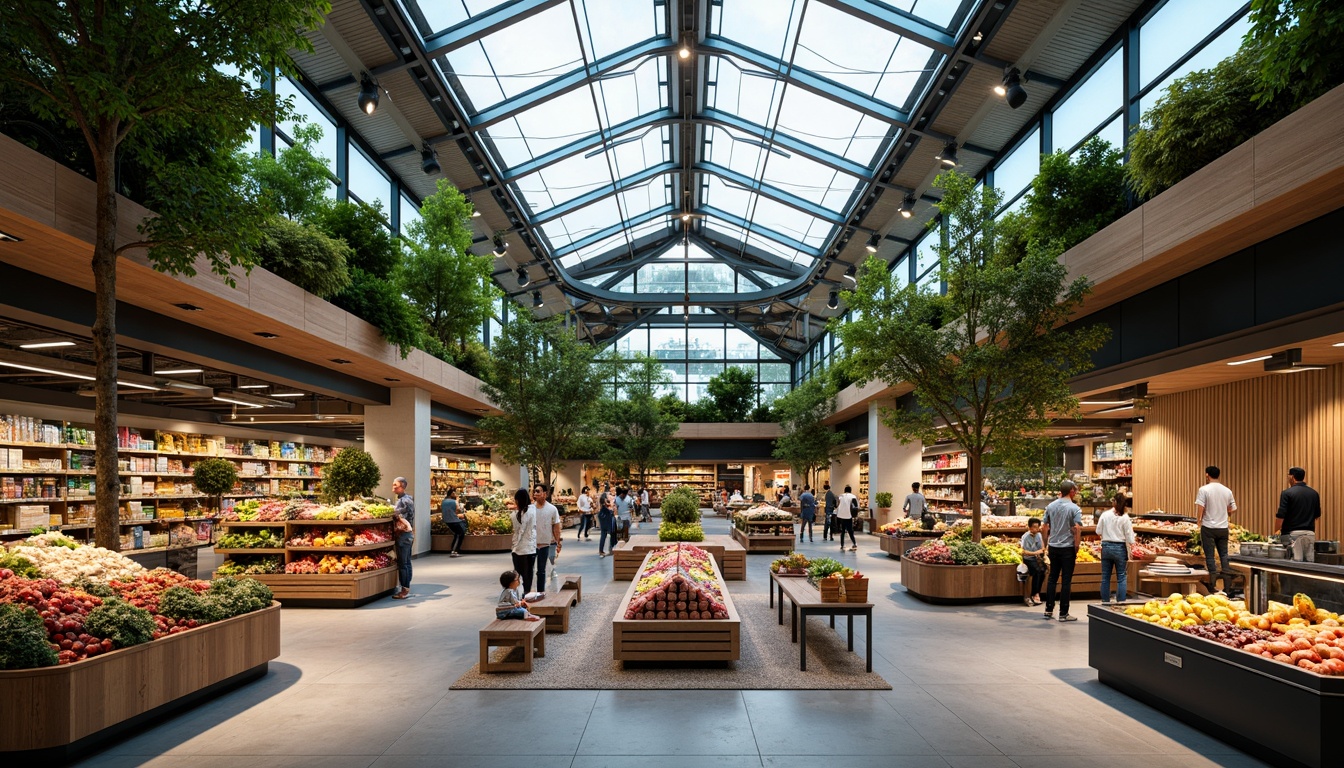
173, 303, 203, 311
1079, 400, 1129, 406
385, 377, 401, 382
271, 392, 306, 398
330, 358, 352, 364
18, 340, 76, 349
154, 368, 203, 375
0, 361, 95, 380
254, 332, 279, 339
1333, 342, 1344, 347
212, 395, 264, 408
1227, 355, 1272, 366
0, 229, 24, 242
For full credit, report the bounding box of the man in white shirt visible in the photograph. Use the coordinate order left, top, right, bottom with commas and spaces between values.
530, 484, 562, 593
835, 485, 859, 552
903, 482, 927, 520
1195, 466, 1237, 595
639, 485, 651, 522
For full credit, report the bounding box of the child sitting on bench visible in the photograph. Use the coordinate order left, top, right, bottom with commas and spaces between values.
496, 570, 541, 621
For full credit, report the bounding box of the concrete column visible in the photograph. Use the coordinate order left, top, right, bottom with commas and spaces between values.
866, 397, 922, 529
365, 388, 431, 555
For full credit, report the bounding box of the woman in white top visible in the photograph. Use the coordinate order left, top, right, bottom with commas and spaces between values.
1096, 494, 1135, 603
835, 485, 859, 552
576, 485, 594, 541
510, 488, 538, 594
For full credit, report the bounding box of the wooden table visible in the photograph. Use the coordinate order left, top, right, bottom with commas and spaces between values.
768, 572, 873, 672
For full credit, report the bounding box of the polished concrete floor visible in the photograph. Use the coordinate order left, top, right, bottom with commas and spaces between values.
76, 513, 1266, 768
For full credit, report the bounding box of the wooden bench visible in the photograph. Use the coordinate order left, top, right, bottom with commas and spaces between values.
479, 619, 545, 673
527, 588, 580, 633
557, 573, 582, 602
769, 572, 873, 672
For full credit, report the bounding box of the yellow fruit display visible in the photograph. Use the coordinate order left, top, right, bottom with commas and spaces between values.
1123, 592, 1247, 628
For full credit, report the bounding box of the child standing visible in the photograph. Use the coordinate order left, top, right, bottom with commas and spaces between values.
495, 570, 540, 621
1020, 517, 1046, 606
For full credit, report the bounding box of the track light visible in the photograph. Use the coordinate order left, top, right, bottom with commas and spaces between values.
516, 264, 530, 287
492, 233, 509, 257
827, 290, 839, 310
420, 144, 440, 175
357, 73, 380, 115
843, 264, 856, 282
532, 290, 543, 309
997, 68, 1027, 109
900, 193, 916, 218
865, 234, 880, 253
937, 140, 959, 167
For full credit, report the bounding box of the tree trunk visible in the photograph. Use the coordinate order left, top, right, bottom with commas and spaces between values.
967, 450, 982, 543
92, 145, 121, 551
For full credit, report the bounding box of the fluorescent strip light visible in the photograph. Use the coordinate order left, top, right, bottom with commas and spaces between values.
154, 368, 203, 375
1334, 342, 1344, 348
1273, 366, 1326, 374
213, 396, 264, 408
1080, 400, 1129, 406
18, 341, 75, 349
1227, 355, 1271, 366
0, 361, 94, 380
237, 384, 269, 389
271, 392, 306, 398
1093, 404, 1135, 415
116, 381, 161, 391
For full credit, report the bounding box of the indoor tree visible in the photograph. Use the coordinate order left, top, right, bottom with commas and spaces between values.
704, 366, 760, 422
477, 312, 606, 490
597, 353, 684, 492
0, 0, 328, 549
324, 448, 382, 501
771, 376, 845, 488
835, 170, 1109, 541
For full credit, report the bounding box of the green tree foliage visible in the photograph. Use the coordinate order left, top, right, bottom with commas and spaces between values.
835, 170, 1109, 540
1018, 137, 1127, 257
401, 180, 499, 356
191, 458, 239, 514
478, 313, 606, 489
324, 448, 382, 500
771, 377, 845, 487
704, 366, 760, 422
252, 216, 352, 298
0, 0, 328, 549
311, 199, 399, 278
658, 393, 688, 422
597, 354, 685, 489
331, 269, 423, 356
1248, 0, 1344, 109
244, 122, 331, 221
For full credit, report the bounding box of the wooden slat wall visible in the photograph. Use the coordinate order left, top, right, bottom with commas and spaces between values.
1134, 364, 1344, 542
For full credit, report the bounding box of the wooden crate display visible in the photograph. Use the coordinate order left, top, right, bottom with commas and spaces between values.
214, 517, 398, 606
730, 517, 797, 553
612, 547, 740, 663
612, 535, 746, 581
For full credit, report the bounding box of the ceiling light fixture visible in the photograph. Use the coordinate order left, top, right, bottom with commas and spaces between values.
843, 264, 857, 282
1227, 354, 1272, 366
1333, 342, 1344, 347
238, 384, 270, 389
357, 73, 380, 115
865, 234, 881, 253
172, 303, 203, 311
679, 45, 691, 59
937, 140, 959, 167
532, 290, 543, 309
253, 332, 279, 339
1092, 404, 1135, 415
492, 233, 509, 256
271, 392, 306, 398
1079, 400, 1129, 406
18, 340, 75, 349
153, 368, 203, 375
1264, 348, 1325, 373
212, 390, 297, 408
827, 290, 839, 310
900, 193, 916, 218
213, 396, 264, 409
0, 229, 23, 242
420, 143, 440, 175
0, 361, 93, 380
330, 358, 352, 365
516, 265, 531, 287
997, 68, 1027, 109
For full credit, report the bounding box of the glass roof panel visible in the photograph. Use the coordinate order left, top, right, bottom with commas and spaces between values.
791, 2, 941, 112
573, 0, 661, 61
705, 55, 783, 126
481, 86, 601, 167
409, 1, 511, 35
443, 4, 584, 111
715, 0, 803, 59
594, 58, 666, 130
515, 150, 612, 208
773, 87, 892, 168
538, 196, 623, 249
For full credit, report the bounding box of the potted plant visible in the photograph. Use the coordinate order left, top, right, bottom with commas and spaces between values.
874, 491, 893, 527
191, 458, 238, 515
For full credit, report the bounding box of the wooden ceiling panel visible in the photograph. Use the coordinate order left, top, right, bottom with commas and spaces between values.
326, 3, 397, 70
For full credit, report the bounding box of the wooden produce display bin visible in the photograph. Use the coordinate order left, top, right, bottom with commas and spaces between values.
878, 532, 941, 559
0, 602, 281, 762
901, 559, 1136, 604
730, 518, 797, 553
612, 535, 746, 581
214, 517, 399, 606
612, 551, 740, 663
458, 533, 513, 553
430, 533, 459, 552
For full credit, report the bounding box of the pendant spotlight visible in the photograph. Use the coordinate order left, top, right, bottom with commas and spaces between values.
900, 193, 916, 218
995, 68, 1027, 109
937, 140, 959, 167
357, 73, 380, 115
492, 233, 509, 257
420, 143, 440, 175
843, 263, 857, 282
532, 290, 544, 309
515, 264, 531, 287
865, 233, 881, 253
827, 290, 839, 310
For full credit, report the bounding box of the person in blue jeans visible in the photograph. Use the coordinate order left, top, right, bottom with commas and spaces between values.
1096, 494, 1135, 603
495, 570, 540, 621
597, 483, 616, 557
391, 476, 415, 600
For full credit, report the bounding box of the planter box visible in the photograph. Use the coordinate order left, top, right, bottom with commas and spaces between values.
430, 533, 462, 552
249, 567, 398, 606
902, 559, 1138, 604
458, 533, 513, 553
612, 552, 740, 663
0, 602, 280, 761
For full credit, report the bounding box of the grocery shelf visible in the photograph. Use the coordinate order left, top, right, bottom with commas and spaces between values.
218, 520, 289, 527
286, 541, 395, 552
291, 517, 395, 525
213, 547, 286, 555
1090, 457, 1133, 463
121, 542, 210, 555
0, 496, 62, 504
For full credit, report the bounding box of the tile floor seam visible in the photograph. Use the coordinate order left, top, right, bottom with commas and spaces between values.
737, 689, 766, 765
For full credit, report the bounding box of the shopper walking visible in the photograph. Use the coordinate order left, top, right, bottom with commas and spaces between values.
1097, 494, 1135, 603
835, 484, 858, 551
597, 484, 616, 557
391, 476, 415, 600
798, 485, 816, 542
639, 484, 652, 522
1020, 517, 1046, 606
1277, 467, 1322, 562
903, 482, 927, 521
576, 485, 594, 541
613, 486, 634, 543
530, 484, 562, 593
1041, 480, 1082, 621
1195, 466, 1237, 594
823, 482, 838, 541
439, 486, 468, 557
510, 488, 538, 595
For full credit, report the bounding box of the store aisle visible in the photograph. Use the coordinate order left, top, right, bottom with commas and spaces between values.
74, 513, 1267, 768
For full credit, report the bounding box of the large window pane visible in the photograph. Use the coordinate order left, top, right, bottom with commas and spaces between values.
1140, 0, 1242, 87
649, 328, 686, 359
348, 145, 390, 215
760, 363, 790, 382
1051, 50, 1122, 153
1140, 14, 1250, 114
276, 77, 336, 172
688, 362, 724, 383
992, 127, 1040, 202
617, 328, 648, 357
687, 326, 724, 359
725, 328, 757, 359
400, 194, 422, 238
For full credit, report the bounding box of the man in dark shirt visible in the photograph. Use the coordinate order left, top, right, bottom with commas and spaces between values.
823, 483, 838, 541
1277, 466, 1322, 562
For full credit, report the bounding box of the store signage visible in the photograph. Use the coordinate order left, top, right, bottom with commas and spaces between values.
726, 464, 742, 470
1164, 652, 1182, 668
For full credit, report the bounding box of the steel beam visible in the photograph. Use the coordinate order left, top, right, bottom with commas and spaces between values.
421, 0, 567, 57
550, 204, 677, 258
700, 205, 821, 259
813, 0, 957, 54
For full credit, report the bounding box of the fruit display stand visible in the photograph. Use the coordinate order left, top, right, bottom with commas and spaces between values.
458, 533, 513, 552
1089, 600, 1342, 768
901, 559, 1135, 604
878, 532, 941, 559
612, 548, 740, 663
730, 518, 797, 553
0, 601, 281, 761
214, 517, 397, 606
612, 534, 746, 581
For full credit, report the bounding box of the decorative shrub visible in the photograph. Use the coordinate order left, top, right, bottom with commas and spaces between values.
660, 488, 701, 524
323, 448, 382, 501
657, 521, 705, 542
192, 458, 239, 499
875, 492, 893, 508
252, 215, 352, 298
